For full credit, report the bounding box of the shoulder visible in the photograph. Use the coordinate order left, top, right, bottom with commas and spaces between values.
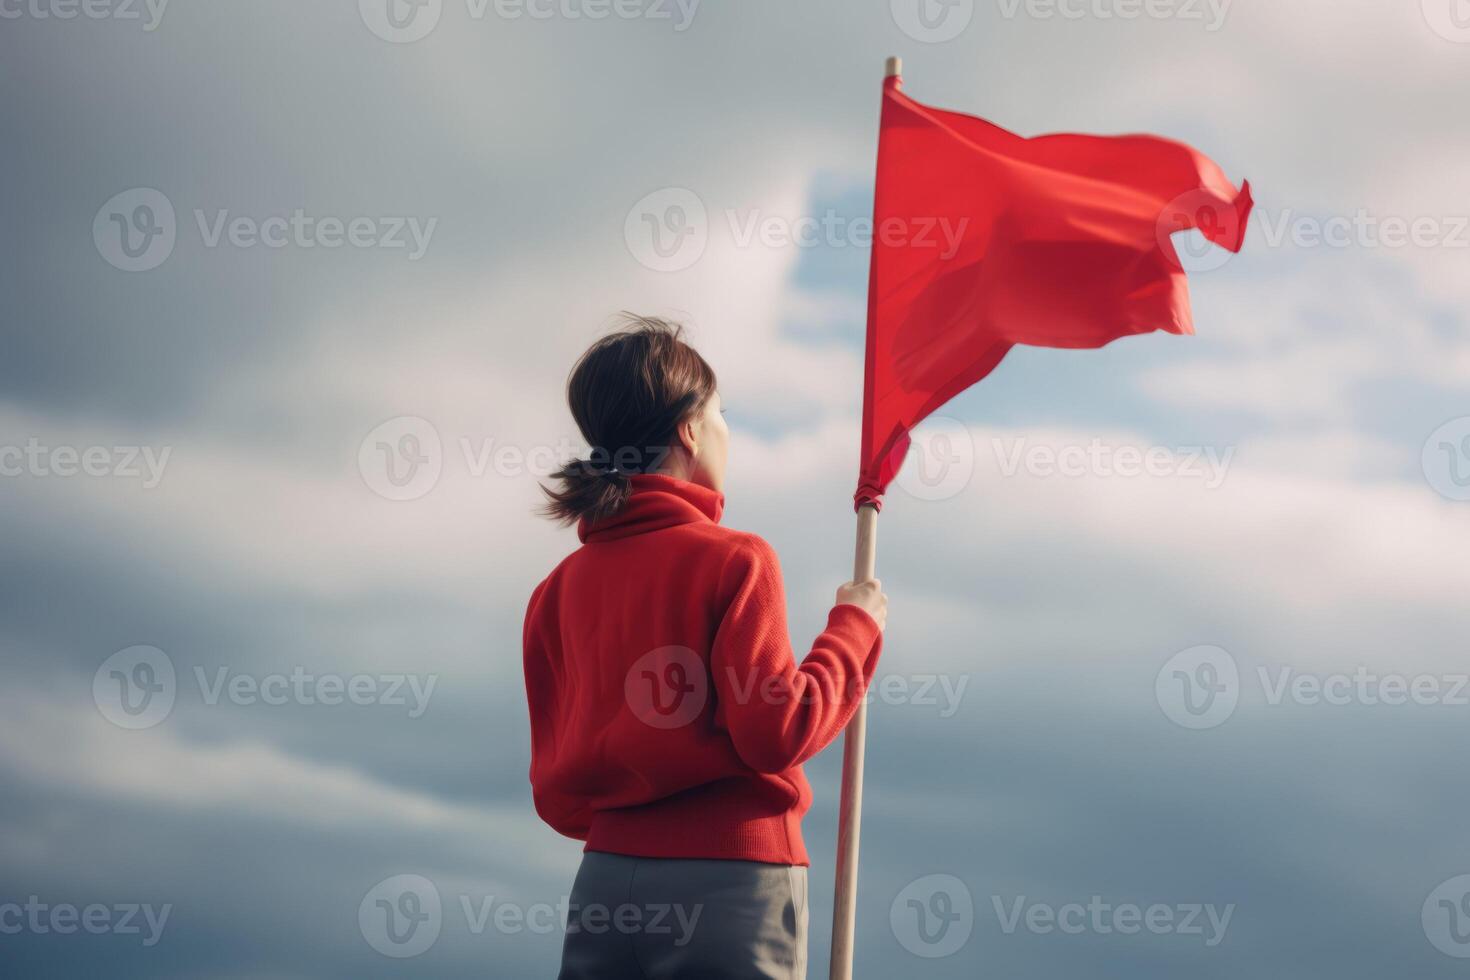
524, 549, 575, 619
523, 574, 551, 630
699, 527, 784, 591
724, 528, 780, 563
684, 522, 778, 563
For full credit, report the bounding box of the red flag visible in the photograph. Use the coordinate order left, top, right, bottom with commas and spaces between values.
856, 72, 1253, 509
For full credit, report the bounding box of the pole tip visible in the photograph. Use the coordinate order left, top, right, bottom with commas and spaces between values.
885, 56, 902, 78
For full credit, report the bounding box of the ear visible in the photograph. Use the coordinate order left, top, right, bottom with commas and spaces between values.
674, 414, 699, 457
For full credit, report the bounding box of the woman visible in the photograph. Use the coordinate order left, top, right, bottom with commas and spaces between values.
523, 316, 887, 979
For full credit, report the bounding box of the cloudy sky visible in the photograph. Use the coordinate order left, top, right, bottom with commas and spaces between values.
3, 0, 1470, 976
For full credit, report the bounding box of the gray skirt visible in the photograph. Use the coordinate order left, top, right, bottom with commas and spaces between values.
558, 851, 809, 980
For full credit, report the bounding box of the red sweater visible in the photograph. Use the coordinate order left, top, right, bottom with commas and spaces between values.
522, 474, 883, 866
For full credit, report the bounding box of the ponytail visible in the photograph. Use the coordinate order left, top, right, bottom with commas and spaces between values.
541, 457, 632, 527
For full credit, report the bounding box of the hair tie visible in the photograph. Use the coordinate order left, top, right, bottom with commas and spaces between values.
584, 457, 628, 482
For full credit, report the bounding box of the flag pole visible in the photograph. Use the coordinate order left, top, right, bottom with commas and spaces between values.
829, 501, 878, 979
829, 56, 899, 980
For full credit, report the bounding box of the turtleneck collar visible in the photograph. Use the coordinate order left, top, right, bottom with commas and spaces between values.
577, 473, 725, 543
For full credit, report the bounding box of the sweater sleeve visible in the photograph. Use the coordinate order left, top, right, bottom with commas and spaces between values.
709, 535, 884, 774
522, 579, 592, 841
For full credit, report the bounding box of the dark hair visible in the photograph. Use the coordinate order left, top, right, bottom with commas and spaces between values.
541, 315, 717, 526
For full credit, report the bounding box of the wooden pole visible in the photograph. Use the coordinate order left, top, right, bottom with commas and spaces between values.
828, 503, 879, 979
829, 57, 898, 979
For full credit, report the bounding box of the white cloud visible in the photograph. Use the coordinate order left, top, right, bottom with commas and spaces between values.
0, 687, 562, 873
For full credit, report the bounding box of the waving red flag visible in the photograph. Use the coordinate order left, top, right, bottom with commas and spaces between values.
855, 71, 1253, 509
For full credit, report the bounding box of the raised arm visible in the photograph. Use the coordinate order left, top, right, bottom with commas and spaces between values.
709, 536, 886, 774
